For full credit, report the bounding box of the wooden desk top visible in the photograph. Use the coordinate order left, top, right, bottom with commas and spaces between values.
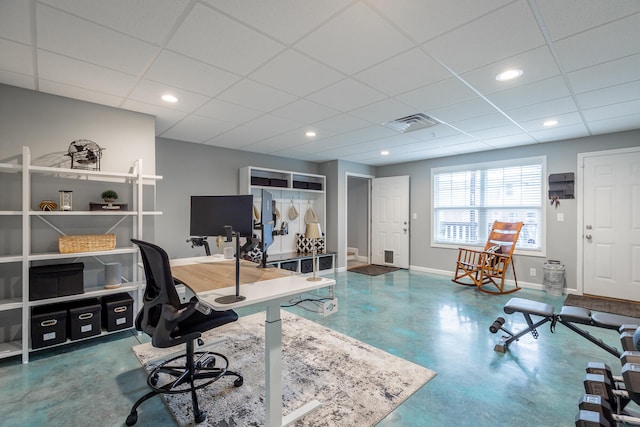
171, 259, 295, 294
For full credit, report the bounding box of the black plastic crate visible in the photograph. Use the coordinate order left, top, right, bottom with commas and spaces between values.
318, 256, 333, 271
269, 178, 287, 187
31, 305, 67, 349
68, 299, 102, 340
300, 258, 313, 274
102, 293, 134, 332
307, 182, 322, 191
29, 262, 84, 301
251, 176, 270, 186
292, 180, 308, 189
280, 261, 298, 272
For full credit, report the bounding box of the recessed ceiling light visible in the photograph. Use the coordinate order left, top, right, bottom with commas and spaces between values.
305, 131, 316, 137
380, 150, 389, 156
543, 119, 559, 127
161, 94, 178, 103
496, 69, 523, 81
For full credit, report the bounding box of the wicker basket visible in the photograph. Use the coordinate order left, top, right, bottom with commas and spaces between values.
59, 234, 116, 253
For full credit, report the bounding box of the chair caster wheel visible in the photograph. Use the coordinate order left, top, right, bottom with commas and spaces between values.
125, 411, 138, 426
234, 377, 244, 387
150, 373, 159, 386
195, 410, 207, 424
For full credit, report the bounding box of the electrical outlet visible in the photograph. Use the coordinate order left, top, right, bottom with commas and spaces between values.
530, 268, 537, 277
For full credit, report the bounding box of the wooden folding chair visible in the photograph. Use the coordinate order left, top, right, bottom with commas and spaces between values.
451, 221, 523, 294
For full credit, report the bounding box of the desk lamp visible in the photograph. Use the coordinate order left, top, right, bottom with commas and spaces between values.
305, 222, 322, 282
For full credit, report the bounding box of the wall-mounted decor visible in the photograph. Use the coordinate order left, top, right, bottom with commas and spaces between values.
548, 173, 574, 199
66, 139, 104, 171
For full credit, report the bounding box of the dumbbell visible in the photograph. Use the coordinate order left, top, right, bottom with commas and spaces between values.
621, 363, 640, 405
583, 373, 616, 410
489, 317, 505, 334
577, 394, 613, 426
619, 324, 640, 352
586, 362, 621, 387
575, 409, 611, 427
621, 351, 640, 366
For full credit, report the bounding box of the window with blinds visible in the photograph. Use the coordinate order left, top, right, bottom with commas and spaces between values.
432, 156, 545, 252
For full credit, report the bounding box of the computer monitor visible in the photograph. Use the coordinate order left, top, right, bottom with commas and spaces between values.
189, 195, 254, 238
258, 189, 274, 267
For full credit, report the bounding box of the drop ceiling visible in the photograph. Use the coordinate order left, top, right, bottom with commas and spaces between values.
1, 0, 639, 166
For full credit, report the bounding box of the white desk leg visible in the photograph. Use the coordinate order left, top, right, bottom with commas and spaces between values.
265, 303, 283, 427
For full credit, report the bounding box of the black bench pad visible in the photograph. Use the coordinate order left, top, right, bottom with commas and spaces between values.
504, 297, 554, 317
558, 305, 639, 330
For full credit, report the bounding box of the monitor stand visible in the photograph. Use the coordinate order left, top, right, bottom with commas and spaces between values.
215, 228, 246, 304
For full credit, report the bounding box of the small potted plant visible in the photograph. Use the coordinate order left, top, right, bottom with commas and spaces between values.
101, 189, 118, 203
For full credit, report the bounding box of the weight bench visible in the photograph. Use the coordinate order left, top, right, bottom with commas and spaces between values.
491, 297, 640, 357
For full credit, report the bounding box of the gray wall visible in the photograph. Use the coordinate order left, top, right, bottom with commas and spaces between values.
377, 131, 640, 291
155, 138, 322, 258
347, 176, 369, 257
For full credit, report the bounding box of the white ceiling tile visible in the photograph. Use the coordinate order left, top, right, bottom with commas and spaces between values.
271, 99, 338, 124
469, 124, 526, 140
0, 0, 31, 43
577, 80, 640, 110
203, 0, 348, 45
350, 99, 418, 125
483, 134, 537, 149
160, 114, 236, 143
554, 14, 640, 72
422, 1, 545, 73
39, 79, 123, 108
121, 99, 189, 134
505, 97, 579, 122
536, 0, 640, 41
306, 78, 386, 112
583, 99, 640, 122
429, 97, 497, 123
568, 54, 640, 94
448, 141, 494, 154
519, 112, 584, 132
194, 99, 263, 125
0, 39, 33, 76
367, 0, 512, 43
36, 4, 158, 75
242, 127, 331, 153
128, 79, 211, 113
488, 76, 571, 111
354, 48, 450, 96
450, 113, 514, 132
217, 79, 297, 112
37, 50, 138, 97
249, 49, 344, 97
39, 0, 191, 44
0, 69, 35, 90
145, 50, 241, 97
167, 3, 285, 76
294, 2, 413, 75
312, 114, 370, 134
529, 123, 590, 142
589, 114, 640, 135
460, 46, 560, 95
396, 77, 477, 112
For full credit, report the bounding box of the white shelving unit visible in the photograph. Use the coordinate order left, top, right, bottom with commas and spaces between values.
239, 166, 333, 274
0, 146, 161, 363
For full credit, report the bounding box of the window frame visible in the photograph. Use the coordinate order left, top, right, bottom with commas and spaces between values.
430, 155, 547, 257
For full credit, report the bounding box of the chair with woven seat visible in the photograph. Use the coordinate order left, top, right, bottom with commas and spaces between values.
126, 239, 243, 426
451, 221, 523, 295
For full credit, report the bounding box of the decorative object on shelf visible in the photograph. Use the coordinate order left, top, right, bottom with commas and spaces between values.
39, 200, 58, 211
305, 222, 322, 282
304, 206, 319, 224
104, 262, 122, 289
59, 190, 73, 211
101, 189, 118, 203
296, 232, 325, 254
58, 234, 116, 253
66, 139, 104, 171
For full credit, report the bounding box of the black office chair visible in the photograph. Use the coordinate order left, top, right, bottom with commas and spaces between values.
126, 239, 243, 426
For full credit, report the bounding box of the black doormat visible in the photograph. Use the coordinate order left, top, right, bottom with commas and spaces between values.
349, 264, 401, 276
564, 294, 640, 318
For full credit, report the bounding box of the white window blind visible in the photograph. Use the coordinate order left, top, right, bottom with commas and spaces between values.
432, 157, 545, 252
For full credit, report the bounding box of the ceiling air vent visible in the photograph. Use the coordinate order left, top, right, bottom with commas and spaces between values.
383, 113, 440, 133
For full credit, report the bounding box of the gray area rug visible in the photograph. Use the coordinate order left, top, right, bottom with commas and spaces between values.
133, 311, 436, 426
564, 294, 640, 318
348, 264, 401, 276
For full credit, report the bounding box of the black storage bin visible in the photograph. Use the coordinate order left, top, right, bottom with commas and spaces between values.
307, 182, 322, 191
102, 293, 134, 332
280, 261, 298, 272
318, 256, 333, 271
251, 176, 270, 186
292, 180, 308, 189
68, 299, 102, 340
300, 258, 314, 274
29, 262, 84, 301
31, 305, 67, 349
269, 178, 287, 187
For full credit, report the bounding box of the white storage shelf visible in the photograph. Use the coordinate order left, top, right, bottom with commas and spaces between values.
0, 146, 162, 363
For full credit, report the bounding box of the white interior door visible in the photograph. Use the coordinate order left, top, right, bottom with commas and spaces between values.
582, 148, 640, 300
371, 176, 409, 268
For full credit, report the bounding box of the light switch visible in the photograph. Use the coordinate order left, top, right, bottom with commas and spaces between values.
557, 213, 564, 222
412, 213, 417, 219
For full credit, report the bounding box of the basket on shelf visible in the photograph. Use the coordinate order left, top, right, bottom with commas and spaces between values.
59, 234, 116, 254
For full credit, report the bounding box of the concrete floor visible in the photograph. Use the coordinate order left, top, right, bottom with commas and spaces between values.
0, 269, 628, 426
